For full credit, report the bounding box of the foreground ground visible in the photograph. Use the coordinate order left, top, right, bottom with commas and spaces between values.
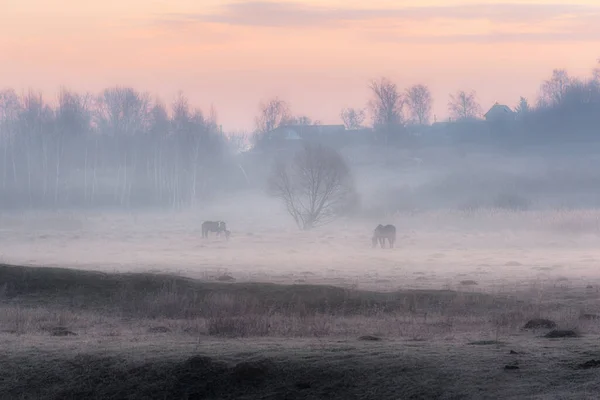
3, 333, 600, 399
1, 264, 600, 399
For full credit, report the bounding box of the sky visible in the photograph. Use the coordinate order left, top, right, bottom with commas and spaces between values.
0, 0, 599, 131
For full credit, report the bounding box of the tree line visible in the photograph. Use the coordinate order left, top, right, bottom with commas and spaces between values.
253, 58, 600, 145
0, 88, 243, 209
0, 58, 598, 210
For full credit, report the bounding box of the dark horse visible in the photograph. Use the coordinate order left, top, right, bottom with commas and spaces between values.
202, 221, 227, 238
372, 224, 396, 248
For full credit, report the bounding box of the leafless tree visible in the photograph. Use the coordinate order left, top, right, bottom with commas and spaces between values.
368, 77, 404, 128
340, 107, 366, 129
405, 84, 432, 125
18, 90, 54, 135
592, 58, 599, 83
148, 99, 170, 136
0, 88, 22, 191
268, 142, 356, 230
254, 97, 291, 134
560, 78, 598, 106
0, 88, 22, 130
539, 69, 572, 107
95, 86, 151, 135
448, 90, 481, 120
55, 87, 92, 136
287, 115, 320, 125
171, 91, 193, 134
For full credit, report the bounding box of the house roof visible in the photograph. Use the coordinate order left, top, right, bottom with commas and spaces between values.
484, 103, 515, 118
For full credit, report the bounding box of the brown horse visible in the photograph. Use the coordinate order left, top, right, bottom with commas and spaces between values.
372, 224, 396, 248
202, 221, 227, 238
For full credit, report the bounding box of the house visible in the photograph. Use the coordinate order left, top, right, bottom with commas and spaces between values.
262, 124, 360, 149
484, 103, 516, 123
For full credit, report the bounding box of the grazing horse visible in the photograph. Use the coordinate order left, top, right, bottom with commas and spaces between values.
202, 221, 226, 238
372, 224, 396, 248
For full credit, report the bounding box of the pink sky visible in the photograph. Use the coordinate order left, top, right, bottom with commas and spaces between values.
1, 0, 599, 131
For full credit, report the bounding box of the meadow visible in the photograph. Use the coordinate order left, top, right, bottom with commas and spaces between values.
1, 202, 600, 399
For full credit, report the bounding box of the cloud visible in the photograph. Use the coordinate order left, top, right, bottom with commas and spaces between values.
157, 2, 600, 28
369, 30, 600, 44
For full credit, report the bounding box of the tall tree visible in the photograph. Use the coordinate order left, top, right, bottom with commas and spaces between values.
514, 96, 531, 116
95, 87, 150, 135
340, 107, 366, 130
254, 97, 291, 135
448, 90, 481, 120
539, 69, 572, 107
268, 142, 356, 230
368, 78, 405, 144
0, 88, 22, 132
368, 77, 404, 128
148, 98, 170, 136
405, 84, 433, 125
287, 115, 320, 125
55, 87, 92, 136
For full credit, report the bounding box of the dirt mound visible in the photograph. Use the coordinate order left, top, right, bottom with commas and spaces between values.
358, 335, 382, 341
522, 319, 556, 330
43, 326, 77, 336
577, 359, 600, 369
544, 330, 578, 338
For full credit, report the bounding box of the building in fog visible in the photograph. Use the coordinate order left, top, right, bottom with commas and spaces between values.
484, 103, 516, 123
261, 124, 375, 149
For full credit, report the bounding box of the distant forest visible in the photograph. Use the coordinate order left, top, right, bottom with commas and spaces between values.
0, 59, 598, 210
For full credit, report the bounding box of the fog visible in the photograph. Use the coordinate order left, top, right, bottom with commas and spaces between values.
4, 70, 600, 398
1, 64, 600, 292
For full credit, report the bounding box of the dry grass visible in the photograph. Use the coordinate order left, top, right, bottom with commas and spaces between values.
1, 264, 600, 398
3, 205, 600, 398
1, 263, 598, 340
0, 263, 532, 338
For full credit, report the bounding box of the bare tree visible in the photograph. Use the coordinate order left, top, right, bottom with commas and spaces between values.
539, 69, 572, 107
95, 86, 151, 135
368, 78, 405, 144
55, 87, 92, 136
340, 107, 366, 129
171, 91, 193, 134
448, 90, 481, 120
268, 142, 356, 230
368, 77, 404, 127
0, 88, 22, 130
148, 98, 169, 136
405, 84, 433, 125
0, 88, 21, 191
254, 97, 291, 134
287, 115, 320, 125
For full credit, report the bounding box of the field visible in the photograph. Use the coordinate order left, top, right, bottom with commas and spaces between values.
2, 200, 600, 399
